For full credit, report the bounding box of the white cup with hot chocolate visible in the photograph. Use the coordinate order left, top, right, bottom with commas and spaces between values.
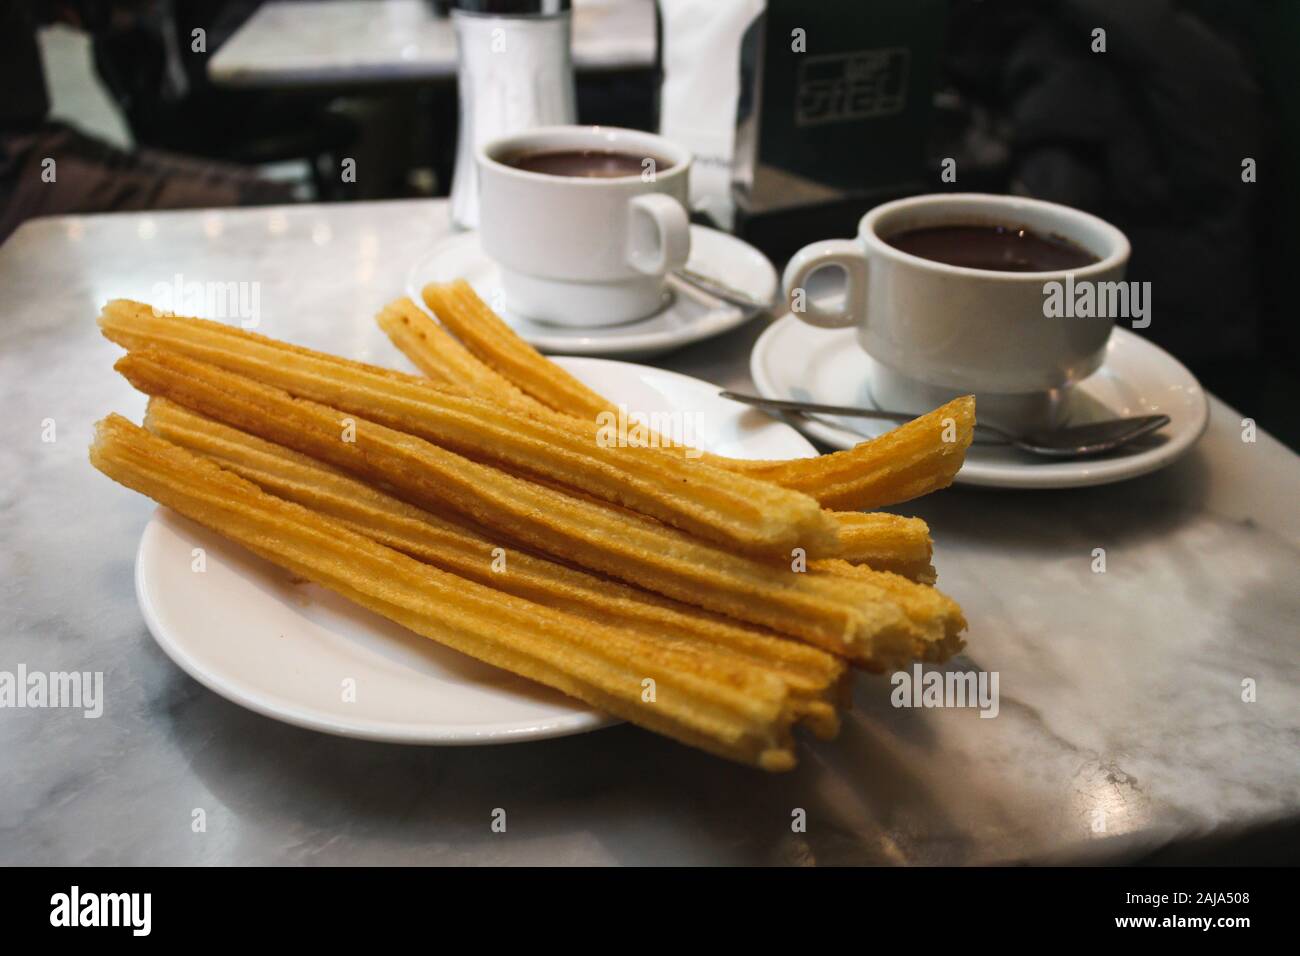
782, 193, 1131, 432
477, 125, 693, 327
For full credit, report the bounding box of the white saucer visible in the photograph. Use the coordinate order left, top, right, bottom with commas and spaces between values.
135, 356, 817, 745
406, 226, 777, 359
750, 316, 1210, 490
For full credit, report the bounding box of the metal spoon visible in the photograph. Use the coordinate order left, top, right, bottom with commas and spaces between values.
671, 268, 774, 312
718, 391, 1171, 458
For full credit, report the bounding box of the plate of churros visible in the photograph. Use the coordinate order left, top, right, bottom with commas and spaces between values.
91, 280, 973, 770
131, 355, 821, 745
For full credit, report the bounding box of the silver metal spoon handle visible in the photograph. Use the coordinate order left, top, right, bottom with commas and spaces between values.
672, 270, 774, 312
718, 390, 1014, 441
719, 390, 914, 423
720, 390, 1173, 457
717, 390, 1019, 447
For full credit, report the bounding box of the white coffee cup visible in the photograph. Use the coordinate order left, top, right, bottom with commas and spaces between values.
781, 193, 1131, 431
477, 125, 693, 327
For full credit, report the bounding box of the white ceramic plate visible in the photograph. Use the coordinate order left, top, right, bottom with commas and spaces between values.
750, 316, 1210, 490
135, 356, 817, 745
405, 226, 777, 359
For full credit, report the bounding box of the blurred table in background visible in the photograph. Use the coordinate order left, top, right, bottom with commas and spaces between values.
209, 0, 656, 89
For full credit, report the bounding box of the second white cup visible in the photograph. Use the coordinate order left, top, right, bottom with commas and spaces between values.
781, 193, 1131, 432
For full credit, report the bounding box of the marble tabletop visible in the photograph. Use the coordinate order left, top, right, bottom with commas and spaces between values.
208, 0, 656, 88
1, 199, 1297, 865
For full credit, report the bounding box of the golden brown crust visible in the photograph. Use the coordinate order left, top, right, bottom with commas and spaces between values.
100, 299, 841, 558
145, 396, 848, 710
113, 346, 963, 664
376, 297, 553, 418
423, 280, 616, 419
738, 397, 976, 511
90, 414, 810, 768
88, 282, 975, 770
390, 287, 964, 568
829, 511, 936, 582
812, 559, 967, 666
417, 281, 975, 510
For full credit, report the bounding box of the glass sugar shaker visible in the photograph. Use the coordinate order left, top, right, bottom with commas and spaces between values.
449, 0, 576, 229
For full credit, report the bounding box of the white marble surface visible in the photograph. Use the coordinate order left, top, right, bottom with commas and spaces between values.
208, 0, 656, 88
0, 199, 1297, 865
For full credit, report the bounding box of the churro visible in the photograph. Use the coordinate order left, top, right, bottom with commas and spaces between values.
733, 397, 976, 511
376, 297, 553, 419
814, 559, 966, 664
830, 511, 936, 583
419, 280, 974, 510
382, 294, 946, 578
422, 280, 614, 419
90, 414, 811, 769
145, 397, 847, 732
114, 347, 963, 664
99, 299, 841, 558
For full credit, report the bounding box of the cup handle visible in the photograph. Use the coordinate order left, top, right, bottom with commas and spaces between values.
781, 239, 868, 329
626, 194, 691, 276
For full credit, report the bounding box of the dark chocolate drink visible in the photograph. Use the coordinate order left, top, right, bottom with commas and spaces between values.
884, 223, 1099, 272
502, 148, 671, 179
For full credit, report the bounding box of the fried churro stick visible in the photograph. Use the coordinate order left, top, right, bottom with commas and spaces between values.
814, 560, 966, 663
99, 299, 841, 558
145, 397, 846, 732
90, 415, 810, 769
115, 347, 962, 665
736, 397, 976, 511
831, 511, 936, 583
380, 295, 608, 425
383, 294, 946, 577
422, 280, 614, 419
420, 280, 975, 509
376, 297, 553, 419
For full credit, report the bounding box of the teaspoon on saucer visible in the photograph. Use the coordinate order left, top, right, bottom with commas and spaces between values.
718, 391, 1171, 458
671, 268, 774, 312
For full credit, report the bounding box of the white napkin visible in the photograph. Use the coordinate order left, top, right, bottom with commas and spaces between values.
658, 0, 766, 231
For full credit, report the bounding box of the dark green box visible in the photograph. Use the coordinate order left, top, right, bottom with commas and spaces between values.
740, 0, 948, 214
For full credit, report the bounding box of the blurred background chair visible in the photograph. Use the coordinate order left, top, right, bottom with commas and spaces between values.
87, 0, 360, 199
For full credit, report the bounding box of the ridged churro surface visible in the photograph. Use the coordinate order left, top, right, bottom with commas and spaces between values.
89, 280, 977, 769
387, 290, 952, 579
417, 280, 975, 511
91, 414, 810, 769
145, 397, 847, 732
101, 299, 839, 557
115, 347, 964, 664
